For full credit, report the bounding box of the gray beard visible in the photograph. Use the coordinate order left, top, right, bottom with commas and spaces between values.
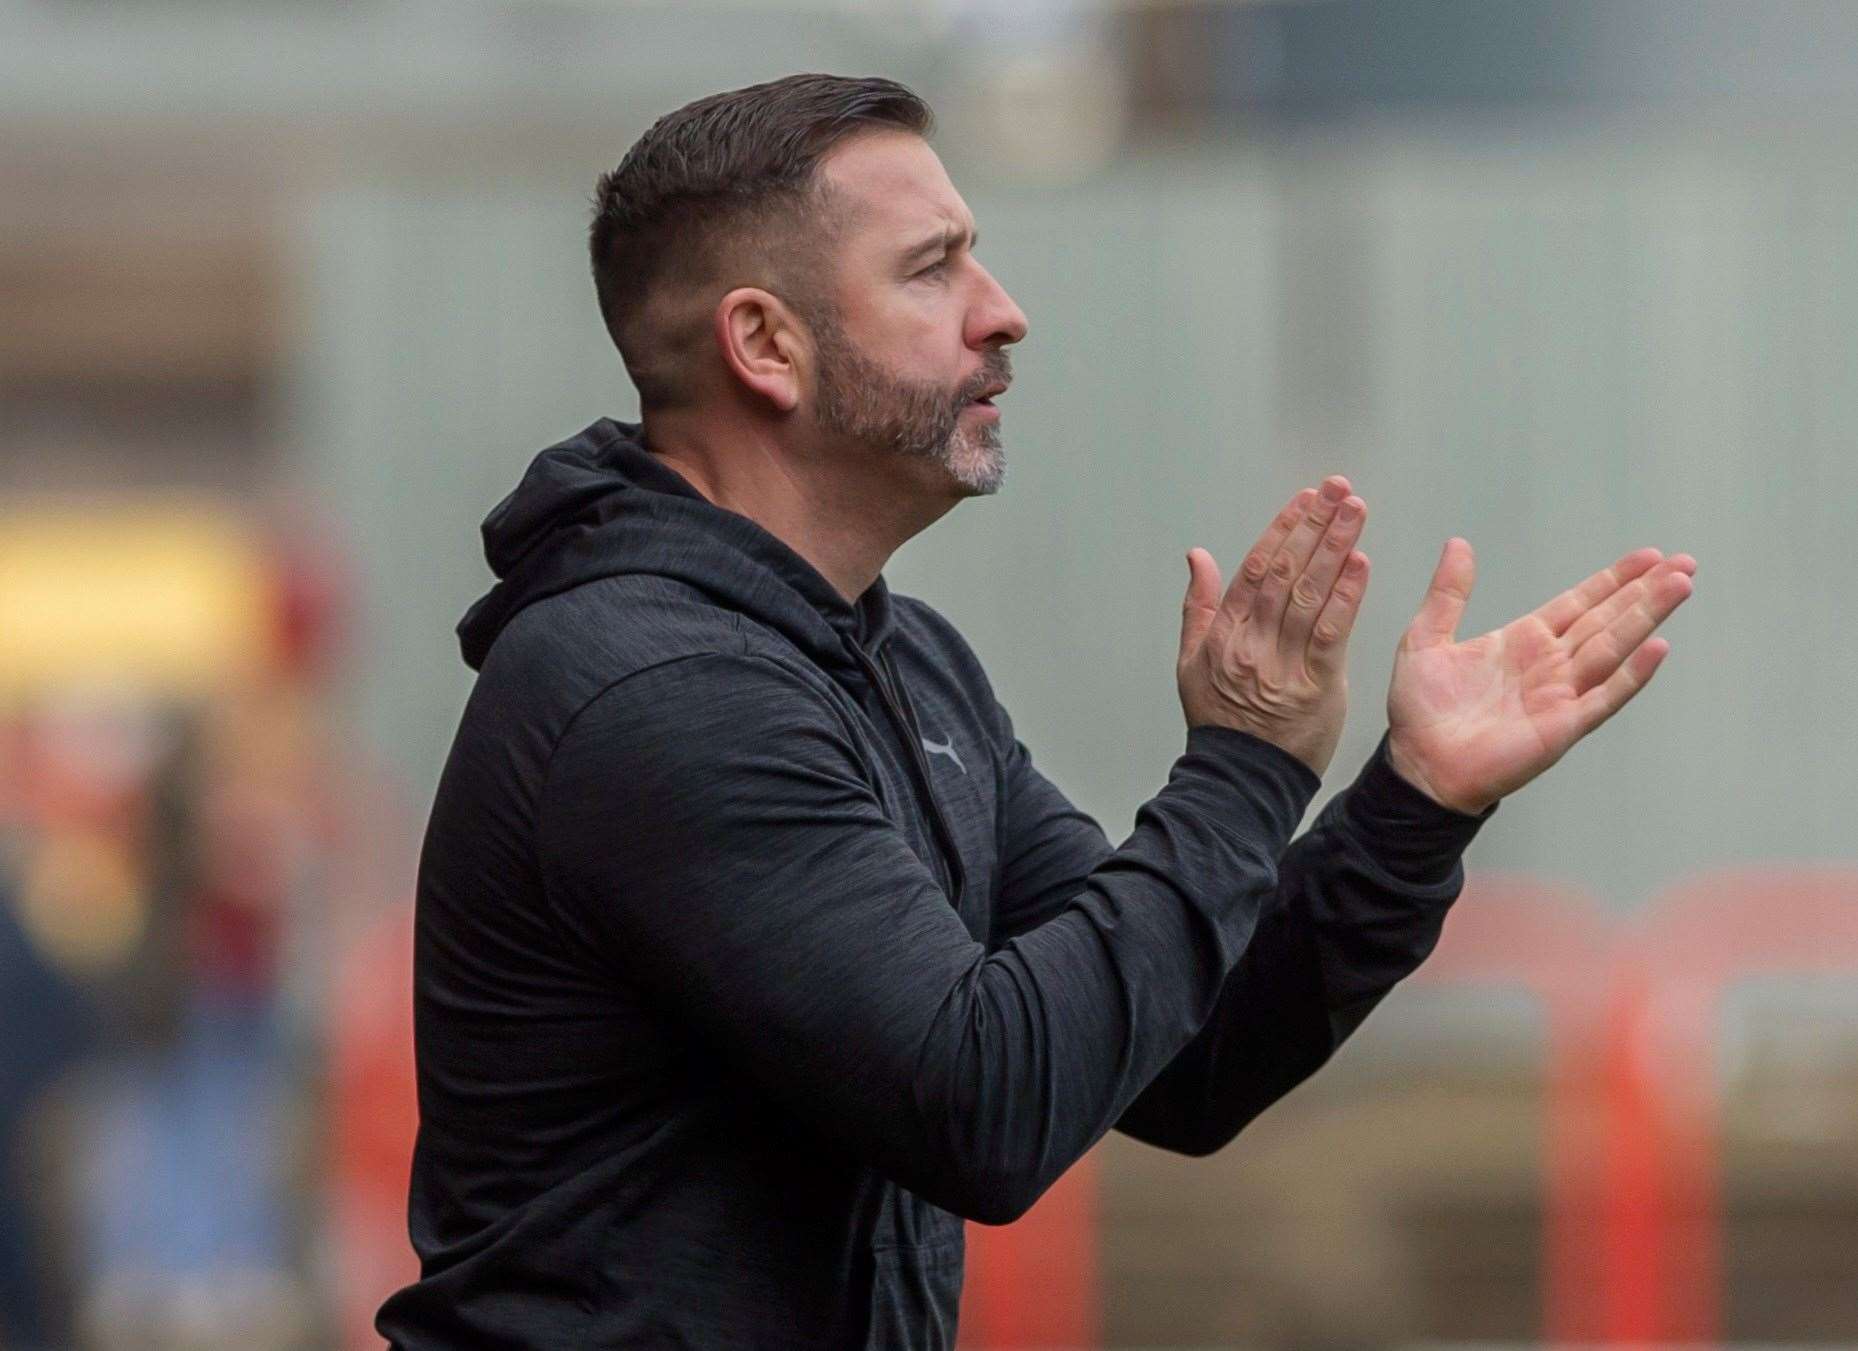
810, 313, 1008, 497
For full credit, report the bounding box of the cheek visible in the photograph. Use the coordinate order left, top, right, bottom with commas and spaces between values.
888, 292, 956, 345
852, 286, 968, 376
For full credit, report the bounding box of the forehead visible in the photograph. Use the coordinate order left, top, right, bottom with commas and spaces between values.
817, 130, 973, 253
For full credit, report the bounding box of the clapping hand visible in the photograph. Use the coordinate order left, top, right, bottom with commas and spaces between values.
1384, 540, 1696, 815
1179, 476, 1369, 777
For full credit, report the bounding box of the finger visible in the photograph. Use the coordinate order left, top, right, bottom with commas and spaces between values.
1249, 475, 1351, 631
1180, 548, 1223, 656
1530, 548, 1663, 637
1561, 555, 1695, 656
1572, 635, 1671, 736
1280, 495, 1366, 658
1307, 551, 1371, 676
1567, 566, 1693, 693
1407, 537, 1475, 647
1221, 488, 1315, 621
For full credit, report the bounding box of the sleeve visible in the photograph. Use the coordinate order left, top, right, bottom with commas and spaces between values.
535, 651, 1316, 1224
989, 715, 1494, 1158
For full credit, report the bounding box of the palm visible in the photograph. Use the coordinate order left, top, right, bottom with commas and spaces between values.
1390, 617, 1571, 809
1384, 541, 1695, 814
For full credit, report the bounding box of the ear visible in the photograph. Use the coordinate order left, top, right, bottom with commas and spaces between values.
714, 287, 802, 413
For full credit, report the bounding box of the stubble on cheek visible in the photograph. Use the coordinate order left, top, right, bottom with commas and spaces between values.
809, 312, 1007, 495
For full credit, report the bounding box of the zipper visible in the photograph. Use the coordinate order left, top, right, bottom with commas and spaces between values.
851, 645, 968, 910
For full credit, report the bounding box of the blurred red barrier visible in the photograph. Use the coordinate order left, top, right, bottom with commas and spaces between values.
1600, 867, 1858, 1345
1419, 867, 1858, 1347
1414, 873, 1617, 1344
958, 1154, 1098, 1349
329, 906, 418, 1350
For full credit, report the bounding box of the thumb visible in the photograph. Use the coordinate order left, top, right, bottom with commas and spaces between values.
1408, 537, 1475, 646
1180, 548, 1221, 657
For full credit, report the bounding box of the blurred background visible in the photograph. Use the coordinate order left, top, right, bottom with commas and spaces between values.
3, 0, 1857, 1346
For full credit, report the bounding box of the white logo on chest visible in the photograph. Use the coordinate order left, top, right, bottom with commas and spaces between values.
920, 733, 967, 774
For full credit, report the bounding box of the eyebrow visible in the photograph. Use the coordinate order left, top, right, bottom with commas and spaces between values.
898, 222, 979, 267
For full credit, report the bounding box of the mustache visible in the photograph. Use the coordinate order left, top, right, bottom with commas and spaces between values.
956, 351, 1013, 403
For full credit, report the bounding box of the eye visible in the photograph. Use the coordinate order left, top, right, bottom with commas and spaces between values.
913, 257, 950, 280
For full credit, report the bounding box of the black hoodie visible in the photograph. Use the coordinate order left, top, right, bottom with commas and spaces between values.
377, 418, 1492, 1349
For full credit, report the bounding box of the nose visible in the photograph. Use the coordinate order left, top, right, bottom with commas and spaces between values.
968, 262, 1029, 350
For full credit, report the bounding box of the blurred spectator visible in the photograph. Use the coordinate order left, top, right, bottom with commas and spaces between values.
0, 870, 94, 1347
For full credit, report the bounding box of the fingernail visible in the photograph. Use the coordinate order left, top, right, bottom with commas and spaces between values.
1321, 479, 1347, 502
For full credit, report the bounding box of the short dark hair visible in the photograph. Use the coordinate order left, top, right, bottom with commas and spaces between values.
589, 74, 933, 409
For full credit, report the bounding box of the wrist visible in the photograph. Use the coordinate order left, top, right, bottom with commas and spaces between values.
1384, 731, 1496, 816
1337, 733, 1495, 886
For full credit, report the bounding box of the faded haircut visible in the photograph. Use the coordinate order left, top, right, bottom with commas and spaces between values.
589, 74, 933, 409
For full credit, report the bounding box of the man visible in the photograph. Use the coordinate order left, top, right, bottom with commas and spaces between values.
378, 74, 1694, 1347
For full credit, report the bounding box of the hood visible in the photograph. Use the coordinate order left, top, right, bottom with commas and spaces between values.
457, 418, 896, 673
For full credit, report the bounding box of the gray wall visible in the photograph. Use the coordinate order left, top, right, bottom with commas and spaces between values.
293, 116, 1858, 912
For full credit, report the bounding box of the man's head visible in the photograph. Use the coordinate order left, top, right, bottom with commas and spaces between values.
589, 74, 1027, 498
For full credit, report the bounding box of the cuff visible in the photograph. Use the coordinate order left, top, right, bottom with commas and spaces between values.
1338, 732, 1496, 884
1181, 724, 1323, 831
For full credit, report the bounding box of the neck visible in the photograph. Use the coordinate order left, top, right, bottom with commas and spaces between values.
641, 409, 955, 604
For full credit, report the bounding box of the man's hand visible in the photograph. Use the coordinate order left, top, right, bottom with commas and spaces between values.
1178, 476, 1370, 777
1385, 540, 1696, 814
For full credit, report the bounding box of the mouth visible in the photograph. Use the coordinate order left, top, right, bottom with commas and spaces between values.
968, 380, 1009, 408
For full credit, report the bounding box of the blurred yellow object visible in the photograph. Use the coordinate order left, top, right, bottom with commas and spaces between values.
20, 827, 149, 975
0, 499, 272, 706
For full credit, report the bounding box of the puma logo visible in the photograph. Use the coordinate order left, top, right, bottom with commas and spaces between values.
920, 733, 966, 775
